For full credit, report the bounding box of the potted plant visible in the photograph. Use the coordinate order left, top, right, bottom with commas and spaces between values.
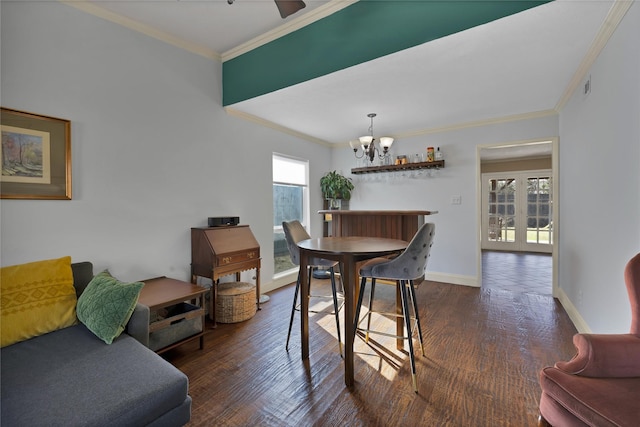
320, 170, 354, 209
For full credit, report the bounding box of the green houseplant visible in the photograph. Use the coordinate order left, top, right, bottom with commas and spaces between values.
320, 170, 354, 209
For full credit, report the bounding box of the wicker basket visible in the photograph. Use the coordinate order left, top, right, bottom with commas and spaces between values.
215, 282, 257, 323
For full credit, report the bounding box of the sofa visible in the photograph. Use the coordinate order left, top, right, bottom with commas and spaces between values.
0, 259, 191, 426
538, 252, 640, 426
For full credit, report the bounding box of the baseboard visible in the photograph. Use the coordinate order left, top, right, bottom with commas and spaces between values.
263, 271, 298, 293
425, 272, 479, 287
555, 287, 590, 333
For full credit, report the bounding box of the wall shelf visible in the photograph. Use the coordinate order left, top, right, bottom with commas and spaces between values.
351, 160, 445, 175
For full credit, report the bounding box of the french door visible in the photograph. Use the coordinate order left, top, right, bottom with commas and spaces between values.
482, 171, 552, 253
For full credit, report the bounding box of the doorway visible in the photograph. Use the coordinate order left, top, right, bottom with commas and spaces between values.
481, 171, 552, 253
477, 140, 557, 295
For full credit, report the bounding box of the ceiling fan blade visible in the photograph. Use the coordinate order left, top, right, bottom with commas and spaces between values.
275, 0, 306, 19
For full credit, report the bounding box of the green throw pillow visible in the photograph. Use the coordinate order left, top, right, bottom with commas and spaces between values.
76, 270, 144, 344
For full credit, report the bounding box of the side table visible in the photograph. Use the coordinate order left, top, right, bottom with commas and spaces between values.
138, 276, 207, 354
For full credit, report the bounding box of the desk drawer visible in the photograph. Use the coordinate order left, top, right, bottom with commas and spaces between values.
216, 250, 259, 266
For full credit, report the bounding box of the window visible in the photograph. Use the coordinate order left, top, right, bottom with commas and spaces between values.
273, 154, 309, 275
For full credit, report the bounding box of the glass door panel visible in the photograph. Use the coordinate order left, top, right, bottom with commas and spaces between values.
486, 178, 516, 243
482, 171, 552, 253
524, 176, 552, 248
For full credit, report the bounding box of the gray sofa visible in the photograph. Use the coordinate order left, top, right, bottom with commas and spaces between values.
0, 262, 191, 426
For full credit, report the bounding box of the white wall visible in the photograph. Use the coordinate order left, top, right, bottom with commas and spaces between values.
331, 114, 559, 286
558, 2, 640, 333
0, 2, 330, 291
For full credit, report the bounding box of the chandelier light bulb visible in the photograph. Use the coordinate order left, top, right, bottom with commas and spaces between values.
351, 113, 395, 164
379, 137, 394, 150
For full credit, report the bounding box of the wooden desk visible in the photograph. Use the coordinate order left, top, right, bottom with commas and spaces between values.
191, 226, 261, 326
319, 209, 437, 241
297, 236, 407, 388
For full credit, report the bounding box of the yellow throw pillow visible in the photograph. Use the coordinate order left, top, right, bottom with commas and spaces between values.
1, 256, 77, 347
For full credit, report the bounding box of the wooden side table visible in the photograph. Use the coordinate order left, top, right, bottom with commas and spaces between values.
138, 276, 207, 354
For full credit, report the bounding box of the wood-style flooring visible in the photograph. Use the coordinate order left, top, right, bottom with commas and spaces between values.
482, 250, 552, 295
165, 270, 577, 427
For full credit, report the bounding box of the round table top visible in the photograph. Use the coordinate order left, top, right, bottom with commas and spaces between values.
297, 236, 407, 255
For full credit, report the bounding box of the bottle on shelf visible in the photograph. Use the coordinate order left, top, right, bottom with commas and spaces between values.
435, 147, 443, 161
426, 147, 435, 162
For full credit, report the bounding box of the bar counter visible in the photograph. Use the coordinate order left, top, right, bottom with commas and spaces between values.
318, 209, 438, 242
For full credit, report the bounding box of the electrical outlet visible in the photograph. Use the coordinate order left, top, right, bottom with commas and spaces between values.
451, 195, 462, 205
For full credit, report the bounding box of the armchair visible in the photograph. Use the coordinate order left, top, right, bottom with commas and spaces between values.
538, 252, 640, 426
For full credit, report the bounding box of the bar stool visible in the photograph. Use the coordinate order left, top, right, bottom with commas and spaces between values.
282, 220, 344, 356
354, 222, 435, 392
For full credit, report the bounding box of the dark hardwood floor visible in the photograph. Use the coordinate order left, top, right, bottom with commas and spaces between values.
482, 250, 552, 295
165, 277, 577, 426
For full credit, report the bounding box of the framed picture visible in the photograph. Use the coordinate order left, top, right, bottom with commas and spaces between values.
1, 107, 71, 199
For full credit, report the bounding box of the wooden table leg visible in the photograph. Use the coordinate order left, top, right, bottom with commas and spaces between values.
199, 294, 205, 349
210, 280, 218, 328
256, 267, 261, 310
343, 253, 356, 388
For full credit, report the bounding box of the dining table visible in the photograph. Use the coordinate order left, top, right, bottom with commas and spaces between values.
297, 236, 408, 388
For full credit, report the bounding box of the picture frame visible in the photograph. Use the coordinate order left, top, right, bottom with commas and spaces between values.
1, 107, 71, 199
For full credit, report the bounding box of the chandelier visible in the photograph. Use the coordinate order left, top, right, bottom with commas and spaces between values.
349, 113, 394, 164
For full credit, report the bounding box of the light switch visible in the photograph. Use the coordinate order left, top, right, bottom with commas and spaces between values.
451, 195, 462, 205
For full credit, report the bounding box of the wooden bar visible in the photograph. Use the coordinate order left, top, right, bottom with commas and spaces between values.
318, 210, 438, 242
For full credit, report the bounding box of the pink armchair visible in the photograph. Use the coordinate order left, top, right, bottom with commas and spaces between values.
538, 252, 640, 426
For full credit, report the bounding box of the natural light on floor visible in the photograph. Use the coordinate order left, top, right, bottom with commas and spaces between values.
313, 303, 408, 382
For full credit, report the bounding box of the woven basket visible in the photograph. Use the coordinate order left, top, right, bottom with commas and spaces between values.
215, 282, 256, 323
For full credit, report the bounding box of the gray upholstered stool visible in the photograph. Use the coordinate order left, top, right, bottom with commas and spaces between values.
282, 220, 344, 356
354, 222, 435, 392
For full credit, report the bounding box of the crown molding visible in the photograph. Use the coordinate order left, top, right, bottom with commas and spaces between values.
61, 1, 222, 61
555, 0, 633, 111
389, 109, 559, 143
224, 107, 333, 147
230, 106, 558, 149
221, 0, 358, 62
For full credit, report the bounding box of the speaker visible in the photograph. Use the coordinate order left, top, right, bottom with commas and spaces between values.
208, 217, 240, 227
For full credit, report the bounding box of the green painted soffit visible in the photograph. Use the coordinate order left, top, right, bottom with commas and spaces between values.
222, 0, 551, 106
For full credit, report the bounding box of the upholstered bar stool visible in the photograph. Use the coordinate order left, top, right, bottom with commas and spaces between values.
354, 222, 435, 392
282, 220, 344, 356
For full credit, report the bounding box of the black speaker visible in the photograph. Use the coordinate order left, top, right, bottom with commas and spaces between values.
208, 217, 240, 227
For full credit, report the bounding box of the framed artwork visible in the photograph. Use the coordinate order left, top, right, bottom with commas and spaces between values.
1, 107, 71, 199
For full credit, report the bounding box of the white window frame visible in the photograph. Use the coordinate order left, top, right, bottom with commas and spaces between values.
272, 153, 310, 276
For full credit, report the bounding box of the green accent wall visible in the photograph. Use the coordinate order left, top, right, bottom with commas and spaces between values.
223, 0, 551, 106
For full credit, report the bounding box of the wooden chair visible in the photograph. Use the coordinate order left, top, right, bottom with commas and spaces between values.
488, 216, 503, 240
354, 222, 436, 392
282, 220, 344, 356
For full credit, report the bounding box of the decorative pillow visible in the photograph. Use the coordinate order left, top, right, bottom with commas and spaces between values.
76, 270, 144, 344
1, 256, 77, 348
